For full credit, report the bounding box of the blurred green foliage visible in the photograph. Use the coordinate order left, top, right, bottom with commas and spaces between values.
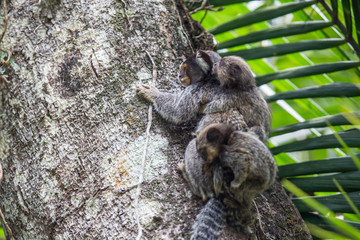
0, 225, 5, 240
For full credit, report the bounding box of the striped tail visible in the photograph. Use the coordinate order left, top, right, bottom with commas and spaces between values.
190, 198, 226, 240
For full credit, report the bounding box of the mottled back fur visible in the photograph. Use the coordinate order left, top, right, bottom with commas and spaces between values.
213, 56, 255, 91
200, 86, 271, 143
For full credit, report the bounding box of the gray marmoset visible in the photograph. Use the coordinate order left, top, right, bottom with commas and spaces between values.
196, 123, 277, 197
182, 123, 277, 238
137, 51, 225, 239
136, 50, 221, 125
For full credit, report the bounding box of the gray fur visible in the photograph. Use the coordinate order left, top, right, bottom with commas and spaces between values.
150, 81, 217, 124
183, 139, 215, 200
200, 87, 271, 142
190, 198, 226, 240
192, 124, 277, 234
196, 50, 221, 74
195, 54, 210, 74
137, 81, 271, 142
221, 130, 277, 202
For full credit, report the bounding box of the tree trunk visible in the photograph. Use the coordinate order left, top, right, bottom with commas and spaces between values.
0, 0, 311, 239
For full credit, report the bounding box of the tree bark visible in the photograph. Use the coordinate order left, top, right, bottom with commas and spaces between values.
0, 0, 311, 239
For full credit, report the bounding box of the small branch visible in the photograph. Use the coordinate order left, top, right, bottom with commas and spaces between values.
0, 207, 15, 240
89, 53, 100, 79
318, 0, 360, 59
0, 75, 10, 90
254, 200, 274, 240
0, 163, 2, 181
0, 0, 11, 90
199, 9, 208, 24
0, 47, 12, 89
174, 0, 194, 53
0, 48, 11, 65
189, 0, 208, 15
0, 75, 9, 84
134, 105, 153, 240
189, 0, 224, 15
145, 51, 157, 82
120, 0, 134, 31
134, 51, 157, 240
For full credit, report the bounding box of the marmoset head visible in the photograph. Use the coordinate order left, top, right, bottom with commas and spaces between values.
196, 123, 235, 163
213, 56, 256, 90
179, 50, 221, 86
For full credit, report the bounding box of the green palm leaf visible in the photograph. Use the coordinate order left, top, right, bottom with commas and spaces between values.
271, 129, 360, 155
208, 1, 316, 35
221, 39, 345, 59
293, 192, 360, 213
342, 0, 353, 37
271, 111, 360, 136
216, 21, 333, 49
266, 82, 360, 102
352, 0, 360, 44
287, 171, 360, 192
302, 213, 360, 232
256, 61, 360, 86
278, 154, 360, 178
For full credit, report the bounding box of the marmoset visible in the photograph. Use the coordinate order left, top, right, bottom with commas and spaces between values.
182, 124, 277, 238
196, 123, 277, 196
136, 50, 221, 124
185, 54, 273, 238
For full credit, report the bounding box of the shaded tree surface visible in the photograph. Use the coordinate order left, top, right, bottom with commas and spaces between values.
0, 0, 311, 239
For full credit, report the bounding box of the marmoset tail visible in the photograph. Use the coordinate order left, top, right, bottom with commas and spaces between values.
190, 198, 226, 240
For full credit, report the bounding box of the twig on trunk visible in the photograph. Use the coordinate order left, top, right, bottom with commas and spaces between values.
0, 208, 14, 240
134, 51, 157, 240
254, 199, 274, 240
189, 0, 224, 15
0, 163, 2, 181
145, 51, 158, 82
89, 53, 100, 79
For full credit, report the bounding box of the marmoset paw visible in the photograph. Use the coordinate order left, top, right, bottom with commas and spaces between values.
136, 84, 158, 102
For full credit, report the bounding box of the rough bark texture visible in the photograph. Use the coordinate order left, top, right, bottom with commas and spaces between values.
0, 0, 311, 239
